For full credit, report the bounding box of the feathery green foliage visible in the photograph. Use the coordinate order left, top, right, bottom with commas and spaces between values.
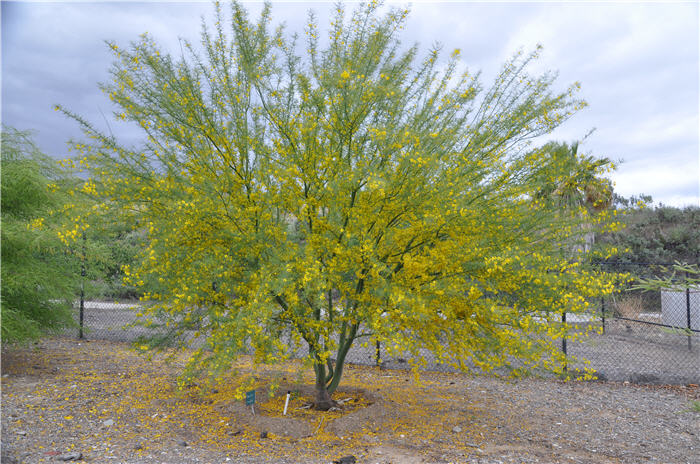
1, 127, 77, 343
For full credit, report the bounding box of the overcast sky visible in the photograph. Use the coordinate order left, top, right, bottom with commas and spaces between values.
2, 1, 698, 207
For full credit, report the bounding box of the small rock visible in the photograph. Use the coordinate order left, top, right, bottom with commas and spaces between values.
260, 431, 268, 439
452, 426, 462, 433
57, 452, 83, 461
333, 456, 357, 464
178, 440, 188, 447
16, 431, 27, 436
102, 419, 114, 427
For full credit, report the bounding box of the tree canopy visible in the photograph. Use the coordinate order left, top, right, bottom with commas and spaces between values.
58, 1, 621, 408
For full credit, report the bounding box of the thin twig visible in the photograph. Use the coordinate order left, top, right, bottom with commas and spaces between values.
314, 417, 325, 434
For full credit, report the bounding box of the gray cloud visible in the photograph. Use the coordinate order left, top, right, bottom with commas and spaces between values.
2, 1, 698, 206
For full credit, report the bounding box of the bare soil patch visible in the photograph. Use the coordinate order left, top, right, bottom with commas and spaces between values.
2, 338, 698, 463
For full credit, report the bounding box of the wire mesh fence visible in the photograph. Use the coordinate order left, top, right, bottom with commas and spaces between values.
565, 262, 698, 384
68, 263, 699, 384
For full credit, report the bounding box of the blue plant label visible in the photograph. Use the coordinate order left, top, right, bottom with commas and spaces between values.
245, 390, 256, 406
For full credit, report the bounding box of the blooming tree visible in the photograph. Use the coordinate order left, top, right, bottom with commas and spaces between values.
59, 1, 620, 409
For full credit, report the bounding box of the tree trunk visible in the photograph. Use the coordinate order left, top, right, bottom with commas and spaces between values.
311, 323, 359, 410
313, 362, 336, 410
314, 382, 336, 411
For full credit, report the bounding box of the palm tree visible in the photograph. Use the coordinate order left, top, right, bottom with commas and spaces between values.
534, 141, 613, 252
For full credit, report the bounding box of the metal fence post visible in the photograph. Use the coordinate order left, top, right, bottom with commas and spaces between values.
686, 271, 692, 351
375, 340, 381, 367
562, 311, 567, 373
79, 231, 86, 340
601, 297, 606, 335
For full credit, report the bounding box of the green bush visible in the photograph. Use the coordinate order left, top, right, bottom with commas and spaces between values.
1, 127, 78, 343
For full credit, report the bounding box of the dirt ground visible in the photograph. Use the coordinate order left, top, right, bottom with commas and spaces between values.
2, 338, 699, 464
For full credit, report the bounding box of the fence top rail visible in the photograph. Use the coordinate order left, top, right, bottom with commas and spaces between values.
614, 316, 700, 333
595, 262, 700, 267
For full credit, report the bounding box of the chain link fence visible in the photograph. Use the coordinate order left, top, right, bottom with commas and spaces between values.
563, 262, 698, 384
69, 263, 699, 384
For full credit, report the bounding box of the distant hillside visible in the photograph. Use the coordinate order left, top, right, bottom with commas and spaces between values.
596, 201, 700, 268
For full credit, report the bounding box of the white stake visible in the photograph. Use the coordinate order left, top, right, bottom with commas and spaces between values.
283, 391, 291, 415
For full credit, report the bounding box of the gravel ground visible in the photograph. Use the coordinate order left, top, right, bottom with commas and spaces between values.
2, 338, 699, 464
566, 320, 699, 385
